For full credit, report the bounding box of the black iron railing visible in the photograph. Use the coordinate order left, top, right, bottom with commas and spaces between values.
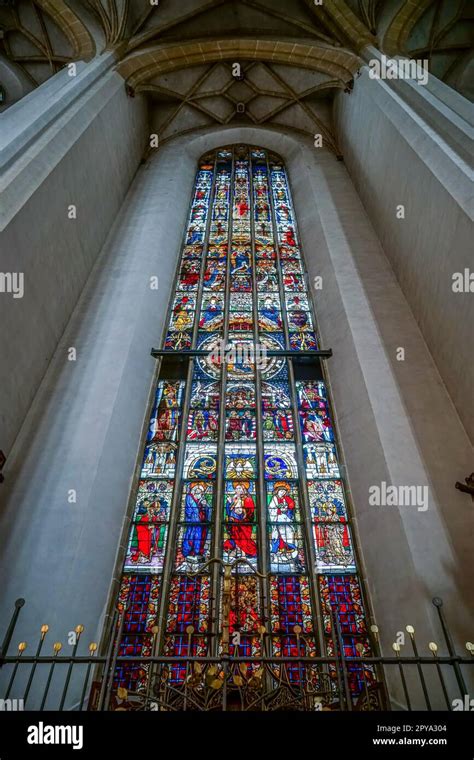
0, 597, 472, 711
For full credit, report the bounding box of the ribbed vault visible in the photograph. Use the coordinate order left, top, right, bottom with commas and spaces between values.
0, 0, 471, 114
346, 0, 474, 99
0, 0, 96, 103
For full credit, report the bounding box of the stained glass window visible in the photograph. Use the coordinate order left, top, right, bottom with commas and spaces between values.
113, 145, 371, 701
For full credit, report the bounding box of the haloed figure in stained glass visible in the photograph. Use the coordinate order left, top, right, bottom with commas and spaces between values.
268, 482, 303, 573
182, 482, 211, 561
223, 481, 258, 560
199, 295, 223, 331
231, 247, 251, 274
260, 295, 282, 330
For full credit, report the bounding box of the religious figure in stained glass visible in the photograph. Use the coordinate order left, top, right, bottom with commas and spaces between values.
199, 295, 224, 331
223, 481, 258, 562
225, 410, 256, 440
126, 501, 167, 567
179, 482, 212, 566
267, 481, 304, 573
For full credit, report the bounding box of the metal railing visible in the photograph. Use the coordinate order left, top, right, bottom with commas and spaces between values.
0, 597, 472, 711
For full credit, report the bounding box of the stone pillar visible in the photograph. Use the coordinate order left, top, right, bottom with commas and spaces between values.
0, 54, 148, 456
334, 47, 474, 442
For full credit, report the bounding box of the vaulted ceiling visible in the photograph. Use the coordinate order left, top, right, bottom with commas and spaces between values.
1, 0, 472, 147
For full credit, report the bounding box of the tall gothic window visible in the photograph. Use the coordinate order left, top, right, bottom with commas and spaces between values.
113, 145, 373, 705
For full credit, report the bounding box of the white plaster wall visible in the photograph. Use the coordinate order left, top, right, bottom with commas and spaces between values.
0, 123, 472, 709
0, 67, 148, 456
333, 68, 474, 443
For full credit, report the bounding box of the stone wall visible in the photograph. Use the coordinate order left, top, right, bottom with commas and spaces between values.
0, 59, 148, 456
334, 53, 474, 443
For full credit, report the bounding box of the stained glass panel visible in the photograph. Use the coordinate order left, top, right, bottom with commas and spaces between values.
225, 381, 255, 408
223, 576, 263, 658
186, 409, 219, 440
225, 410, 257, 441
299, 408, 333, 442
166, 575, 211, 634
266, 481, 301, 521
124, 522, 168, 573
183, 443, 217, 479
264, 443, 298, 479
179, 481, 213, 522
141, 443, 177, 479
190, 380, 220, 409
308, 479, 348, 521
262, 380, 291, 409
319, 575, 367, 635
262, 409, 294, 440
296, 380, 328, 410
313, 523, 355, 572
270, 576, 313, 634
303, 443, 340, 479
175, 525, 212, 571
132, 480, 173, 521
224, 443, 257, 479
114, 575, 161, 692
326, 633, 376, 695
118, 575, 161, 634
269, 523, 306, 573
222, 523, 258, 568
